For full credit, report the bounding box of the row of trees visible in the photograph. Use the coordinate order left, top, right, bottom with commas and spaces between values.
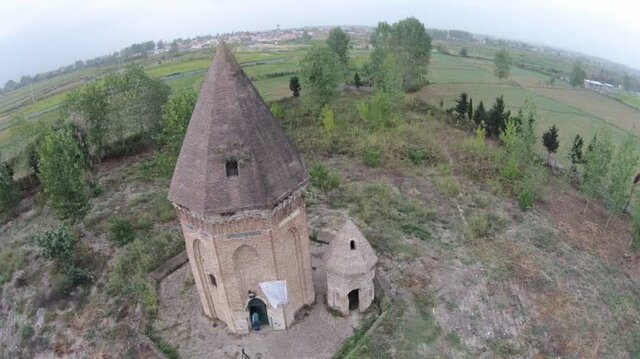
1, 65, 184, 220
297, 17, 432, 126
3, 40, 169, 95
452, 92, 510, 138
452, 89, 640, 237
63, 65, 170, 161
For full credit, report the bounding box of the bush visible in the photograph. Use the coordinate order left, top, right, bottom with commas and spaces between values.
36, 225, 77, 263
362, 147, 381, 167
19, 324, 34, 341
36, 226, 93, 293
309, 162, 340, 192
109, 218, 135, 246
405, 148, 430, 166
107, 232, 184, 317
468, 212, 490, 238
0, 248, 26, 285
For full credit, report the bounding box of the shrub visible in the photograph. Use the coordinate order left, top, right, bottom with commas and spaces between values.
309, 162, 340, 192
468, 212, 490, 238
362, 147, 381, 167
0, 248, 26, 285
435, 176, 460, 198
19, 324, 34, 341
36, 226, 93, 293
107, 232, 183, 317
36, 225, 77, 263
109, 218, 135, 246
321, 105, 335, 131
405, 148, 430, 166
270, 102, 284, 120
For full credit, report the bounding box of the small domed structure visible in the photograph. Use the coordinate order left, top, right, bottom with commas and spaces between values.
325, 219, 378, 315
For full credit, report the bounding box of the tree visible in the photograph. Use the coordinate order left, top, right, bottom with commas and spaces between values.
468, 98, 473, 121
622, 73, 638, 91
326, 27, 351, 66
607, 136, 640, 214
64, 65, 169, 160
354, 72, 361, 88
494, 49, 511, 80
486, 96, 510, 138
370, 17, 432, 91
570, 61, 587, 87
160, 89, 197, 155
454, 92, 468, 119
499, 101, 545, 211
102, 65, 170, 147
300, 45, 342, 111
361, 52, 404, 129
582, 128, 615, 202
4, 79, 18, 92
459, 48, 469, 57
473, 101, 487, 127
568, 134, 585, 174
0, 153, 20, 215
37, 127, 91, 220
64, 82, 109, 160
541, 125, 560, 162
289, 76, 301, 97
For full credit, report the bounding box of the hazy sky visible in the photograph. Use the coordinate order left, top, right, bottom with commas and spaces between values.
1, 0, 639, 84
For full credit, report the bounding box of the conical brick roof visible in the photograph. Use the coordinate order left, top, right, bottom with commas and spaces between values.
168, 44, 307, 215
326, 219, 378, 276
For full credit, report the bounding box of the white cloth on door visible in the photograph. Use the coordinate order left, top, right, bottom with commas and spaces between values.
259, 280, 288, 309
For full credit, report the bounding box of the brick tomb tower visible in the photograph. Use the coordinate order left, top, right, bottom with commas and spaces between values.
168, 44, 315, 334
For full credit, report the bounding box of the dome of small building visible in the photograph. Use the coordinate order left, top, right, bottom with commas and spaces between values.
326, 219, 377, 276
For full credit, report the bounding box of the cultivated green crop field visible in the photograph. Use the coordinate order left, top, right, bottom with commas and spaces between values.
2, 42, 640, 167
417, 52, 640, 163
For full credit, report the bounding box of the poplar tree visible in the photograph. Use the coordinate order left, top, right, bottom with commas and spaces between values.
473, 101, 487, 127
582, 128, 615, 204
542, 125, 560, 162
0, 153, 20, 215
494, 49, 511, 80
608, 136, 640, 214
37, 127, 91, 220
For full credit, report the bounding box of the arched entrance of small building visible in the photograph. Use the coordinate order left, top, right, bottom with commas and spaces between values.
348, 289, 359, 311
248, 298, 269, 328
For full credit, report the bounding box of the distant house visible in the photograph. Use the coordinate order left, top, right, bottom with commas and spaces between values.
584, 79, 616, 93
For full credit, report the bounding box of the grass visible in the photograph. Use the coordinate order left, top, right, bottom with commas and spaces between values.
340, 182, 435, 257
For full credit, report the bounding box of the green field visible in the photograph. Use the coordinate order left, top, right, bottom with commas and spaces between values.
3, 42, 640, 168
418, 52, 640, 163
0, 47, 308, 157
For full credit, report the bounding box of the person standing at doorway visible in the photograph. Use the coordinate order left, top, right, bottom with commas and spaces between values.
251, 311, 260, 331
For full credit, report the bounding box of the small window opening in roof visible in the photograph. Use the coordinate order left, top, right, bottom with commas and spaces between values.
209, 274, 217, 287
226, 159, 239, 177
350, 240, 356, 250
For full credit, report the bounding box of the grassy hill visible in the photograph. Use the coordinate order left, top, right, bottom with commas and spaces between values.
2, 35, 640, 358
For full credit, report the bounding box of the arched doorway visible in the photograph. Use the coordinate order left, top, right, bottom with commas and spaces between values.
348, 289, 359, 311
248, 298, 269, 328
